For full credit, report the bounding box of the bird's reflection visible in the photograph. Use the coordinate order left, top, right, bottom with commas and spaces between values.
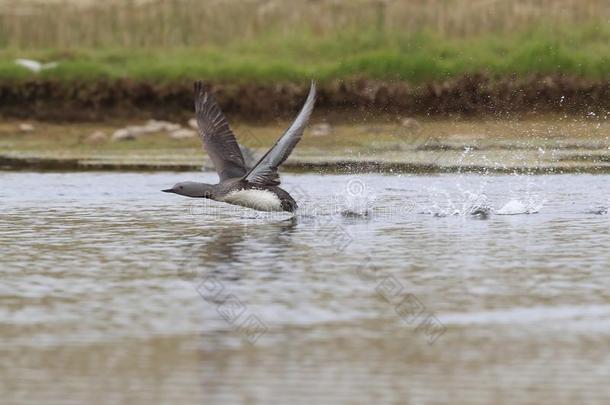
180, 216, 297, 282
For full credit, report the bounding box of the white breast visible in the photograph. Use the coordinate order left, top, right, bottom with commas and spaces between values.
220, 189, 283, 212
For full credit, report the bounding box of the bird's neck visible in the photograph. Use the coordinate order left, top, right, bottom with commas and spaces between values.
182, 183, 215, 198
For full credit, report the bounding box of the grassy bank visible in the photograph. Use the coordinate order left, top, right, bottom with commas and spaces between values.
2, 0, 607, 48
1, 1, 607, 120
1, 25, 609, 83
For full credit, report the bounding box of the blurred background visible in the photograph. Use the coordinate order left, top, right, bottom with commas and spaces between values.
0, 0, 607, 115
0, 0, 608, 168
1, 0, 608, 79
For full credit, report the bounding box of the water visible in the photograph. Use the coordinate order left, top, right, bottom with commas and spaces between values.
1, 171, 609, 404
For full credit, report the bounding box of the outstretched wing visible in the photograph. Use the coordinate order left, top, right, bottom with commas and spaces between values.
194, 81, 247, 181
244, 81, 316, 186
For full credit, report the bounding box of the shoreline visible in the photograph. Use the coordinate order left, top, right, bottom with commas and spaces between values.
1, 74, 608, 121
2, 155, 609, 174
2, 118, 608, 174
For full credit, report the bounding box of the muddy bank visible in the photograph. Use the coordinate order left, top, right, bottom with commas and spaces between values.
3, 154, 610, 174
0, 74, 608, 121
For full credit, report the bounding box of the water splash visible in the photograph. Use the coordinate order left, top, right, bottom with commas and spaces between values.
495, 175, 546, 215
496, 199, 540, 215
341, 178, 376, 217
419, 188, 491, 218
585, 206, 608, 215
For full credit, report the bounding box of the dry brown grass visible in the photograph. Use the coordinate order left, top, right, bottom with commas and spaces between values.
0, 0, 608, 48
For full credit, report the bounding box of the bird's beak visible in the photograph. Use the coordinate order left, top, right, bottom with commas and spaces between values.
162, 189, 174, 193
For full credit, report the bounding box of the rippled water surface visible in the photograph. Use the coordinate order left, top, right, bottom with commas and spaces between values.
1, 172, 609, 404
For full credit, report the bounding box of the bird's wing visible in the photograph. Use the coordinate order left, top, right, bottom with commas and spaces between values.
243, 81, 316, 187
15, 59, 41, 72
194, 81, 247, 181
41, 62, 58, 70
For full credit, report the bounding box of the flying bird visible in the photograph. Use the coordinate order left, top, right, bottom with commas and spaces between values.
14, 59, 58, 73
163, 81, 316, 212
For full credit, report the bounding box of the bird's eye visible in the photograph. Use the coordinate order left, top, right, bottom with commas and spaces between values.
179, 186, 183, 189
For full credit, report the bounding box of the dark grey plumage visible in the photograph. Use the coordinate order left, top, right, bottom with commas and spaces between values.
245, 81, 316, 187
163, 81, 316, 213
194, 81, 247, 181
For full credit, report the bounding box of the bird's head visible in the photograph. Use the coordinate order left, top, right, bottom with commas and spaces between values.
162, 182, 212, 198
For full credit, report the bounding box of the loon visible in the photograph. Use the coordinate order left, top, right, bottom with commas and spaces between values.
162, 80, 316, 212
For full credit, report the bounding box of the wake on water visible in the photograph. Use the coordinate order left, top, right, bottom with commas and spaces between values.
178, 173, 607, 222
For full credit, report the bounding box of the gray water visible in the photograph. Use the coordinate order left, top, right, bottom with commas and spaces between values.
1, 172, 609, 404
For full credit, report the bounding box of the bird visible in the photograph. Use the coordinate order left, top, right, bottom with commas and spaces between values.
14, 59, 58, 73
162, 80, 316, 212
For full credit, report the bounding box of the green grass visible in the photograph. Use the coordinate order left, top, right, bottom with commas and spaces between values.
1, 25, 608, 83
